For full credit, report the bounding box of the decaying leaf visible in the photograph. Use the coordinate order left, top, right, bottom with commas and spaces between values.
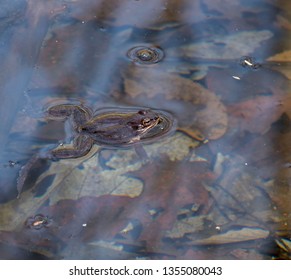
227, 95, 285, 134
267, 50, 291, 62
169, 30, 273, 60
187, 227, 270, 245
122, 66, 228, 140
267, 50, 291, 80
67, 0, 209, 28
124, 158, 214, 245
0, 148, 215, 258
0, 132, 200, 232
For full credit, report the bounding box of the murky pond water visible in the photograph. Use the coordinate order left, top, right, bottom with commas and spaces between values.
0, 0, 290, 259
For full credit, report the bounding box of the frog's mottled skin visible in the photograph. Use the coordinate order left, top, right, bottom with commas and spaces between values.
17, 104, 175, 197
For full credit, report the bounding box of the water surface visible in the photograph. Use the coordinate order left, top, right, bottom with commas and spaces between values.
0, 0, 290, 260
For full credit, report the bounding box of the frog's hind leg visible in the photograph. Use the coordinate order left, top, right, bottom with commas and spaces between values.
47, 104, 93, 126
16, 136, 93, 198
50, 135, 94, 159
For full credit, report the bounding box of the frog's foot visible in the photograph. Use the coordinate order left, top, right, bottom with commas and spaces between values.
16, 154, 50, 199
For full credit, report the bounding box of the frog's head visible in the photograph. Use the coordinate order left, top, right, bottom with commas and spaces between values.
127, 110, 161, 135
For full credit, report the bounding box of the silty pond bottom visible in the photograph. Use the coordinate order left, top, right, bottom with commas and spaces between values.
0, 0, 290, 259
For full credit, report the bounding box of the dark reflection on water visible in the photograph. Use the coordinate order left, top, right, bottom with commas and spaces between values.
0, 0, 290, 259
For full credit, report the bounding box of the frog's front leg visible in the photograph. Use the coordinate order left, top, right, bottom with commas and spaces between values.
133, 143, 148, 160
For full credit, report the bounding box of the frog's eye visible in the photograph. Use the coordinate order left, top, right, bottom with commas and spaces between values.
138, 110, 148, 115
142, 118, 152, 126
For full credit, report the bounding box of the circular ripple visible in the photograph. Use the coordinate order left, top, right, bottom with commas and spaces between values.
127, 46, 164, 64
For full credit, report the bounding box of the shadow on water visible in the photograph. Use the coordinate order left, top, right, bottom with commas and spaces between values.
0, 0, 290, 259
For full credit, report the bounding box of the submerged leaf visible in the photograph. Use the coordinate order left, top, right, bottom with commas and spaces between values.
170, 30, 273, 60
0, 132, 199, 232
188, 227, 270, 245
122, 67, 228, 140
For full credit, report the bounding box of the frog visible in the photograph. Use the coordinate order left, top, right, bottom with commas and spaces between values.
17, 104, 176, 198
45, 104, 175, 157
